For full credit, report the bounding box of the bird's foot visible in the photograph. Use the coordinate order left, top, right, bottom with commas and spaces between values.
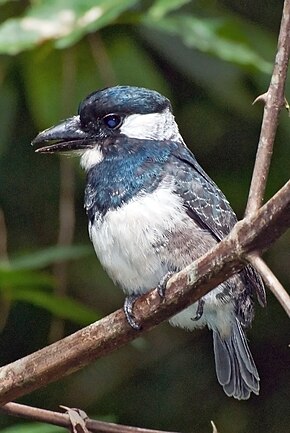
191, 299, 205, 321
157, 271, 175, 298
124, 294, 142, 330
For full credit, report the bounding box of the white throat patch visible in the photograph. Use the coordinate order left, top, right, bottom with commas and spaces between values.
80, 145, 104, 171
120, 108, 183, 142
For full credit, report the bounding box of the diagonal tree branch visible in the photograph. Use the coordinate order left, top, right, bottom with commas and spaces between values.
245, 0, 290, 216
0, 179, 289, 407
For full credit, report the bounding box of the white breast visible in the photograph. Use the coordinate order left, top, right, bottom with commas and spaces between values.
89, 179, 187, 294
88, 177, 235, 336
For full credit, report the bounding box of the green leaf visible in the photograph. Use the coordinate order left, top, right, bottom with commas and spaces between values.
55, 0, 139, 48
0, 245, 92, 271
144, 14, 272, 74
22, 43, 104, 128
23, 33, 170, 130
147, 0, 191, 20
0, 0, 139, 54
140, 26, 267, 118
0, 248, 99, 325
0, 269, 54, 288
9, 288, 100, 325
0, 422, 65, 433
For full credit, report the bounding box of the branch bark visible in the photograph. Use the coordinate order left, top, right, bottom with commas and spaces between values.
243, 0, 290, 319
248, 255, 290, 316
1, 402, 177, 433
245, 0, 290, 215
0, 179, 289, 406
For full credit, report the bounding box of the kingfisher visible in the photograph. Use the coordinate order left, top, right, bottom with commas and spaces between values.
32, 85, 266, 400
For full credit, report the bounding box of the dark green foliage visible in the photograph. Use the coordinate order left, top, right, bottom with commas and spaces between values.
0, 1, 289, 432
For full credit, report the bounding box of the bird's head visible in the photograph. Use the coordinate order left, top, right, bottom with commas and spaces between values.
32, 86, 182, 171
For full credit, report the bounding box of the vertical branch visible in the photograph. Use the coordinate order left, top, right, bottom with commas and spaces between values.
49, 49, 76, 343
245, 0, 290, 215
88, 33, 117, 87
243, 0, 290, 313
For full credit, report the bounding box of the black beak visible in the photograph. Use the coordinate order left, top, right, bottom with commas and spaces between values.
32, 116, 94, 153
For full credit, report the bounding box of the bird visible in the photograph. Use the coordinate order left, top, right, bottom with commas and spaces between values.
32, 85, 266, 400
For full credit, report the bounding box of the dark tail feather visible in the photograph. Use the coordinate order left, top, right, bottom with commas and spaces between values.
213, 319, 260, 400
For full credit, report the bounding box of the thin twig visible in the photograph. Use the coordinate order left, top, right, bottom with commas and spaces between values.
0, 179, 289, 406
0, 402, 178, 433
249, 255, 290, 317
210, 421, 219, 433
246, 0, 290, 215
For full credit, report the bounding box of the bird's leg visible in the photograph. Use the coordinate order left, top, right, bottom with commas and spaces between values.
124, 294, 142, 330
124, 271, 176, 329
157, 271, 175, 298
191, 299, 205, 321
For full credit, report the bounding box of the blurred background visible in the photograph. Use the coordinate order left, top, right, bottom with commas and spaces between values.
0, 1, 289, 432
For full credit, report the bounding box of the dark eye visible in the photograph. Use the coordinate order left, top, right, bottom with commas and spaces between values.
103, 114, 122, 129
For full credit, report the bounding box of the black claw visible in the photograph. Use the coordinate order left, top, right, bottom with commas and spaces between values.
191, 299, 205, 321
157, 271, 175, 298
124, 294, 142, 330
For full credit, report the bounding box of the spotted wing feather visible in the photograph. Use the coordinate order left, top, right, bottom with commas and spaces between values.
169, 145, 266, 309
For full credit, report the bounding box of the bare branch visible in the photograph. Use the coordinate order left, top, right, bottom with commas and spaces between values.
0, 179, 289, 406
246, 0, 290, 215
1, 402, 177, 433
249, 255, 290, 316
